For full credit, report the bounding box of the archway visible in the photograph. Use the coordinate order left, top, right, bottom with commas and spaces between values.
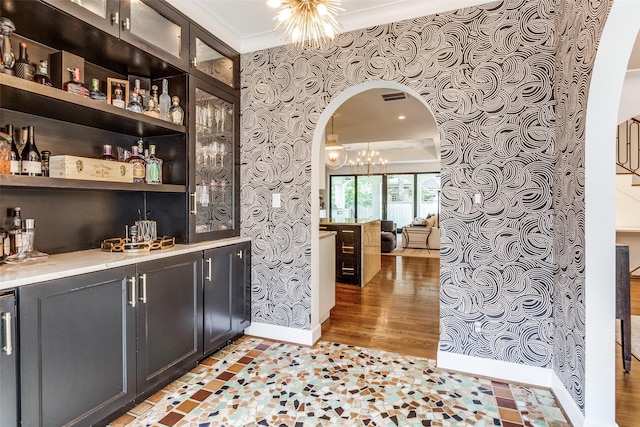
584, 1, 640, 425
309, 80, 439, 342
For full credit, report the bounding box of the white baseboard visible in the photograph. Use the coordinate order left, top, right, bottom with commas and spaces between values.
245, 322, 322, 346
437, 350, 590, 427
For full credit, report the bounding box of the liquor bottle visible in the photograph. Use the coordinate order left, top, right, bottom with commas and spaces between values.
100, 144, 117, 161
5, 125, 20, 175
168, 96, 184, 125
159, 79, 170, 121
126, 145, 145, 183
145, 144, 162, 184
8, 207, 24, 256
89, 79, 106, 102
112, 83, 126, 108
0, 225, 8, 262
40, 150, 50, 177
143, 85, 160, 118
13, 42, 34, 81
127, 92, 143, 113
63, 68, 90, 98
33, 60, 53, 86
20, 126, 41, 176
137, 138, 145, 159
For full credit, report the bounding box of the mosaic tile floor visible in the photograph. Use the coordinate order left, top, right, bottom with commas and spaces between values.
109, 337, 570, 427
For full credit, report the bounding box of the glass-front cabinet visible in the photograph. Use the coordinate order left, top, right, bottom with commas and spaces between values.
189, 24, 239, 90
189, 75, 239, 241
42, 0, 120, 37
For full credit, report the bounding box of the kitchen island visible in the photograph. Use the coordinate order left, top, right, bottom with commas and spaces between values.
319, 219, 381, 286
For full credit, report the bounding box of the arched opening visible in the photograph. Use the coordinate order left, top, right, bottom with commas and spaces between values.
310, 81, 440, 349
584, 2, 640, 425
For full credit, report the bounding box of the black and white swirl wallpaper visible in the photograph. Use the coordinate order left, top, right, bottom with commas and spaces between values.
240, 0, 609, 412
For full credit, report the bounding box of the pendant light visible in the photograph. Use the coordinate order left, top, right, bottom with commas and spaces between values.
324, 116, 347, 170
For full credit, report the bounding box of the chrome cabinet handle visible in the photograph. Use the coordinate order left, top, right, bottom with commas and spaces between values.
122, 17, 130, 30
128, 276, 137, 308
237, 251, 243, 259
140, 273, 147, 303
206, 258, 212, 281
111, 11, 119, 26
191, 57, 197, 67
190, 192, 197, 215
2, 312, 12, 356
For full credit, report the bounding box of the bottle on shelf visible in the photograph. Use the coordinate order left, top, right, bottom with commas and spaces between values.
126, 145, 145, 183
5, 217, 48, 264
168, 96, 184, 125
0, 225, 8, 263
89, 79, 106, 103
143, 84, 160, 118
137, 138, 145, 159
7, 125, 20, 175
159, 79, 170, 121
13, 42, 34, 81
99, 144, 117, 161
112, 83, 126, 108
0, 17, 16, 76
33, 60, 53, 86
127, 79, 143, 113
8, 207, 24, 256
20, 126, 41, 176
145, 144, 163, 184
63, 67, 90, 98
40, 150, 50, 177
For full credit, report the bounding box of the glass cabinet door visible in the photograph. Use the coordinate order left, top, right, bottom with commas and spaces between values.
189, 76, 239, 241
120, 0, 188, 69
190, 24, 239, 90
42, 0, 120, 37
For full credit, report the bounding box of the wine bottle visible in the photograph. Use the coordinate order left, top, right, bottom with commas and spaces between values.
5, 124, 20, 175
20, 126, 41, 176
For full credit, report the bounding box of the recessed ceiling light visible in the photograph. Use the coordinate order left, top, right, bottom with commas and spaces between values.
398, 115, 406, 120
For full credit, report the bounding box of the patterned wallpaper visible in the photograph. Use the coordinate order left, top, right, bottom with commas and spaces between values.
552, 0, 611, 411
240, 0, 605, 412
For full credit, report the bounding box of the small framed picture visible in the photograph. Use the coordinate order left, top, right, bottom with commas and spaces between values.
106, 78, 130, 108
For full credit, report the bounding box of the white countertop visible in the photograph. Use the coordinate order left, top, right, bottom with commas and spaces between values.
319, 230, 337, 239
0, 236, 250, 292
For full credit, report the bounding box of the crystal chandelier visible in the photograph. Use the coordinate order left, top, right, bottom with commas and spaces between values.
349, 143, 388, 175
266, 0, 343, 48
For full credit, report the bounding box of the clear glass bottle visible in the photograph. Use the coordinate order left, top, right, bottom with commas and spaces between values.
5, 218, 48, 264
127, 92, 143, 113
0, 17, 16, 75
5, 125, 20, 175
8, 207, 24, 256
13, 42, 34, 81
112, 83, 126, 108
159, 78, 170, 121
20, 126, 41, 176
145, 144, 163, 184
100, 144, 117, 161
40, 150, 50, 177
137, 138, 145, 160
168, 96, 184, 125
63, 67, 90, 98
126, 145, 146, 183
89, 78, 106, 102
33, 60, 53, 86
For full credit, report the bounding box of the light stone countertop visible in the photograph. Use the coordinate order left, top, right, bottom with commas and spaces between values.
319, 230, 337, 239
320, 219, 380, 226
0, 236, 250, 292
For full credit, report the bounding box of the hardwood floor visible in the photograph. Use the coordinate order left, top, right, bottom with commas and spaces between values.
321, 256, 640, 426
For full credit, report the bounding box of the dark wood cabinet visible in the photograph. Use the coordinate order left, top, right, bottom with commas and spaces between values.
19, 266, 137, 427
0, 292, 18, 427
189, 23, 239, 92
321, 224, 362, 285
135, 252, 202, 397
203, 242, 251, 354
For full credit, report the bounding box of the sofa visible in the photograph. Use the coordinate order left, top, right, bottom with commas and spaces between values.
380, 220, 397, 253
402, 214, 440, 250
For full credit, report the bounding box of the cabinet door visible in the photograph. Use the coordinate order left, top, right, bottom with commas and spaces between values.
135, 253, 202, 396
188, 75, 240, 242
232, 242, 252, 334
203, 246, 234, 354
42, 0, 120, 37
0, 293, 17, 427
19, 266, 136, 427
189, 24, 239, 91
120, 0, 189, 70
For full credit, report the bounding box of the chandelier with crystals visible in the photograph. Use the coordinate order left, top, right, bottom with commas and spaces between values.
266, 0, 343, 48
349, 143, 388, 175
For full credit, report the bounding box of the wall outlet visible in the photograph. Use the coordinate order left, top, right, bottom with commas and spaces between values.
272, 193, 281, 208
474, 321, 482, 333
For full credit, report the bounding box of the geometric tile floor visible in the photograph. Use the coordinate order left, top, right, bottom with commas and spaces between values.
109, 337, 570, 427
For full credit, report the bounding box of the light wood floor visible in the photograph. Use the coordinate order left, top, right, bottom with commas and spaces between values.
320, 256, 640, 426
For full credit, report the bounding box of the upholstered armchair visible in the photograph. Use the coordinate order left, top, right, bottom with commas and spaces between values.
380, 220, 397, 253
